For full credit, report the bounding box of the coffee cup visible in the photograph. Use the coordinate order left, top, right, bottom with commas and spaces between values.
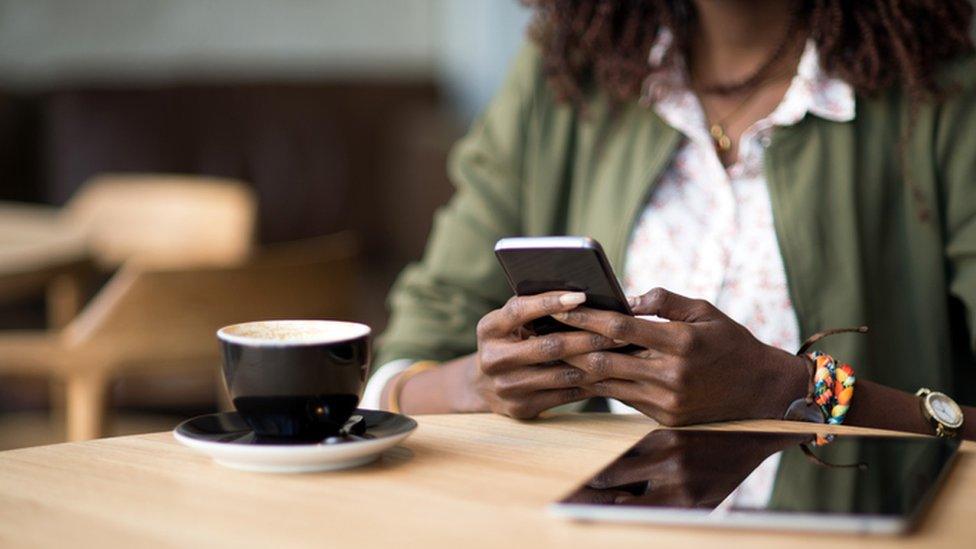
217, 320, 371, 442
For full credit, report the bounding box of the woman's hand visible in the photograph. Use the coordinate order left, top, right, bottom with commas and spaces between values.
463, 291, 625, 419
554, 288, 809, 426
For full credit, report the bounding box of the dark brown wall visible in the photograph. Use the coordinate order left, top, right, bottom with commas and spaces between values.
0, 93, 43, 202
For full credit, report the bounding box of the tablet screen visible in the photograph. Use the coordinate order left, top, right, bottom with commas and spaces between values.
554, 429, 960, 533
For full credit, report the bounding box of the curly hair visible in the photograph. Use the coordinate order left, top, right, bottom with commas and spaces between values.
525, 0, 975, 104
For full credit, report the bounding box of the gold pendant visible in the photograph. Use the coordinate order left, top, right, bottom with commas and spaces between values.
710, 124, 732, 152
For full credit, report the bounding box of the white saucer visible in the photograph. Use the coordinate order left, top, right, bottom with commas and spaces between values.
173, 410, 417, 473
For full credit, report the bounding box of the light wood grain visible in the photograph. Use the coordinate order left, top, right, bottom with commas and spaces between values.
0, 414, 971, 548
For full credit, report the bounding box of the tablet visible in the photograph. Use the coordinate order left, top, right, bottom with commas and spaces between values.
551, 429, 960, 535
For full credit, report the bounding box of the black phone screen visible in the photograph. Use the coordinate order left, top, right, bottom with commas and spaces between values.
494, 239, 631, 335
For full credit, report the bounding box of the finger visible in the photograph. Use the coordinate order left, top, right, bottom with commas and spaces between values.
564, 487, 637, 505
630, 288, 719, 322
502, 387, 589, 419
551, 307, 687, 352
589, 454, 673, 490
479, 291, 586, 335
615, 485, 705, 508
582, 378, 675, 417
563, 351, 671, 386
489, 330, 623, 370
590, 437, 686, 489
582, 378, 639, 400
493, 363, 592, 397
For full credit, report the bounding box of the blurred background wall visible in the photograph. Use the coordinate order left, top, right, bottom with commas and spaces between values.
0, 0, 530, 446
0, 0, 530, 328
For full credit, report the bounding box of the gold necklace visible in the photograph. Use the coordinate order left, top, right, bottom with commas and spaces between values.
707, 86, 765, 152
704, 69, 794, 154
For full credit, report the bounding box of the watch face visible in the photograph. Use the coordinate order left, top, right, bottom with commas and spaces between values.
927, 393, 964, 428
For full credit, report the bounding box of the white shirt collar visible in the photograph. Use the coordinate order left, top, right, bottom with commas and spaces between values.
771, 39, 855, 124
641, 30, 855, 131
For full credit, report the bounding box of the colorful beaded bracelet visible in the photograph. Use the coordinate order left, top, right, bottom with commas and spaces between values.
784, 326, 866, 425
809, 350, 856, 425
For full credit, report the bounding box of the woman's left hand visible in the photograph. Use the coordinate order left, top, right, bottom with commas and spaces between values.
553, 288, 809, 426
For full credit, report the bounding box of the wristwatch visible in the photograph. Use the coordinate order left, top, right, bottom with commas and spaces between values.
915, 388, 964, 438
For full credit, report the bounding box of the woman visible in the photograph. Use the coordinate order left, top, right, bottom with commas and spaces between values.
362, 0, 976, 440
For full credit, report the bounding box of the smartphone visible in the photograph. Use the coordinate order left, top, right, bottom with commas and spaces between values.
494, 236, 633, 335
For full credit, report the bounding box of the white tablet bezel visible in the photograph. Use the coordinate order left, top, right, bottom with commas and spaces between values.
548, 502, 909, 535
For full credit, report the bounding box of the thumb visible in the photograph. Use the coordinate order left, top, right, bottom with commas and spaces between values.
629, 288, 717, 322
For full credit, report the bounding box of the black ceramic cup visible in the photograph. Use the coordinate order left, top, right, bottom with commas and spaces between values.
217, 320, 371, 442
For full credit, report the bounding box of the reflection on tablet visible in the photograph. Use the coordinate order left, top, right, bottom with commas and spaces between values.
553, 429, 960, 534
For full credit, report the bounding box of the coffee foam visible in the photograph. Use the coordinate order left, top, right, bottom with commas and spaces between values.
218, 320, 370, 346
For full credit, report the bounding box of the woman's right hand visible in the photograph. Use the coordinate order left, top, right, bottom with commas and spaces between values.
461, 291, 623, 418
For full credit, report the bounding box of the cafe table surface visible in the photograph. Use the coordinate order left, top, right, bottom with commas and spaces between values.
0, 413, 972, 548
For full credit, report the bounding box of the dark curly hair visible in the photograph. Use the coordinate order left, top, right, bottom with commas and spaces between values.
526, 0, 974, 104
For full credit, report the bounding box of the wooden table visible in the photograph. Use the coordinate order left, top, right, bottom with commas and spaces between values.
0, 414, 972, 548
0, 201, 90, 327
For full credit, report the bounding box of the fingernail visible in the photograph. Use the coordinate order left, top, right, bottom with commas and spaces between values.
627, 296, 639, 308
559, 292, 586, 306
551, 312, 568, 321
612, 339, 627, 345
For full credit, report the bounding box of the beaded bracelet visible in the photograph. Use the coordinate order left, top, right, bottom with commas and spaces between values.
809, 351, 856, 425
784, 325, 867, 425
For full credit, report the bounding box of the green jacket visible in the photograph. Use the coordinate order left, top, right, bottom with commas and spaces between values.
377, 43, 976, 405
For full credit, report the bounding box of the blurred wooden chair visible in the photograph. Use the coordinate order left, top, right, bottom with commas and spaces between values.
0, 175, 256, 333
0, 232, 359, 441
0, 201, 92, 330
62, 173, 257, 270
